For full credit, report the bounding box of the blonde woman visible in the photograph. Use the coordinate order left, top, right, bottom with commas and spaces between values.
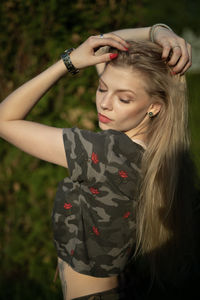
0, 25, 198, 299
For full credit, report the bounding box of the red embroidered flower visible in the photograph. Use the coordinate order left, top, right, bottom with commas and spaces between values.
91, 152, 99, 164
123, 211, 131, 218
64, 203, 72, 209
118, 170, 128, 178
89, 187, 100, 194
71, 249, 74, 255
92, 226, 100, 236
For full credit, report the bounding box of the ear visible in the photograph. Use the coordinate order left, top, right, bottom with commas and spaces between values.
147, 101, 163, 117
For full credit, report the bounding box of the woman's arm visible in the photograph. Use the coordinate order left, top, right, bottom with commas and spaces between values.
0, 60, 68, 167
96, 26, 192, 75
0, 60, 66, 122
0, 35, 128, 167
111, 27, 151, 41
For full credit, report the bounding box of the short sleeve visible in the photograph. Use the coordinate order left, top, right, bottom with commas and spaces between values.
62, 128, 108, 181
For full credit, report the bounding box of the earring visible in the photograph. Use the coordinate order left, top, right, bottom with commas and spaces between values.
148, 112, 154, 118
148, 111, 153, 118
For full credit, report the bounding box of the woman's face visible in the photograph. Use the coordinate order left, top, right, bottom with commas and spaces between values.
96, 64, 154, 140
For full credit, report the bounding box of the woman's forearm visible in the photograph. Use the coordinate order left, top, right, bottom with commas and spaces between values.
0, 59, 67, 121
111, 27, 151, 41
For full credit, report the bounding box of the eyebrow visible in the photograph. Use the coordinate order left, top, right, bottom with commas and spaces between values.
99, 78, 136, 96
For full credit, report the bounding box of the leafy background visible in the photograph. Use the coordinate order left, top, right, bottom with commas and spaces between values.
0, 0, 199, 299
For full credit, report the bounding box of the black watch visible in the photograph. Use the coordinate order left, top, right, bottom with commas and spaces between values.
61, 48, 79, 75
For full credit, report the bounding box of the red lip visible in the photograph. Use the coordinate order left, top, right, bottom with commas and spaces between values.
98, 113, 112, 123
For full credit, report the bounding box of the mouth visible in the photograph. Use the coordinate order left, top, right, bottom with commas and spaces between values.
98, 113, 112, 123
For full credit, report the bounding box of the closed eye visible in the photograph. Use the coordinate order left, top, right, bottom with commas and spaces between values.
120, 99, 130, 104
98, 88, 107, 92
98, 86, 131, 103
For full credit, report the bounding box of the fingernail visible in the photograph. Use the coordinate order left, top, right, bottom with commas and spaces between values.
110, 53, 118, 60
170, 70, 176, 75
124, 47, 129, 51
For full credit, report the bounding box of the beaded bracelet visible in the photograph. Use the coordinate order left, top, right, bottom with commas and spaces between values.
149, 23, 173, 43
61, 48, 79, 75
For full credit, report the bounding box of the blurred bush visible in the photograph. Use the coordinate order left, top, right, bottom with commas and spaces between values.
0, 0, 199, 299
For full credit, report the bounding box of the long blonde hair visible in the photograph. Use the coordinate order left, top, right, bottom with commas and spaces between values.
109, 41, 199, 282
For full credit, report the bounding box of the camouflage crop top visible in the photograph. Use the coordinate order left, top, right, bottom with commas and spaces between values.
52, 127, 144, 277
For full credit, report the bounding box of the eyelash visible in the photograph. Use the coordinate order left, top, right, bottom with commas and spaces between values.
98, 88, 130, 104
119, 99, 130, 104
98, 88, 106, 92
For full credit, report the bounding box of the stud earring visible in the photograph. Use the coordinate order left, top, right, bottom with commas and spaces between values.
148, 112, 154, 118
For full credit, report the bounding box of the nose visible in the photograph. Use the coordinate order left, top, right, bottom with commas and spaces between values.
100, 93, 113, 110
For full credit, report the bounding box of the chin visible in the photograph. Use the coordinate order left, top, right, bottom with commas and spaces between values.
99, 122, 117, 131
98, 122, 109, 130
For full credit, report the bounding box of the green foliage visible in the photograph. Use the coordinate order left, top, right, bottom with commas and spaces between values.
187, 73, 200, 173
0, 1, 199, 299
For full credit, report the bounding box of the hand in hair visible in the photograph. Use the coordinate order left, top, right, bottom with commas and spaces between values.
94, 27, 192, 76
153, 27, 192, 75
69, 33, 129, 70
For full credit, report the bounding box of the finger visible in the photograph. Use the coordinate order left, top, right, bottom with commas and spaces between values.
168, 46, 183, 67
90, 36, 129, 52
94, 52, 119, 64
161, 41, 171, 60
172, 43, 190, 73
99, 37, 129, 51
180, 60, 192, 75
180, 44, 192, 74
102, 33, 130, 48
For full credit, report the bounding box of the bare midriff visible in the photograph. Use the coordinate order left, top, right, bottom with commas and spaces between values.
58, 258, 119, 300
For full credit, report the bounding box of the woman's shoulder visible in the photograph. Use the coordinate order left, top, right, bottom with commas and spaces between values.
62, 128, 144, 176
63, 127, 144, 154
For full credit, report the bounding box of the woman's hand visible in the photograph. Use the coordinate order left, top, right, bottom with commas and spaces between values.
70, 34, 129, 70
153, 27, 192, 75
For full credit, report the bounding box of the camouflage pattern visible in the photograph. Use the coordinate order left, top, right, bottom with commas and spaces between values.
52, 127, 144, 277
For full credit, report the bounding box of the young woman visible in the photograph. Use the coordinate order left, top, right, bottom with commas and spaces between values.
0, 25, 198, 300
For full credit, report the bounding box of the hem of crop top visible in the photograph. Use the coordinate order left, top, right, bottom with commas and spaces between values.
57, 251, 122, 278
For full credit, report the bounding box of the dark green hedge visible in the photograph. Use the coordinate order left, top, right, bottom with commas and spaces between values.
0, 1, 199, 299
